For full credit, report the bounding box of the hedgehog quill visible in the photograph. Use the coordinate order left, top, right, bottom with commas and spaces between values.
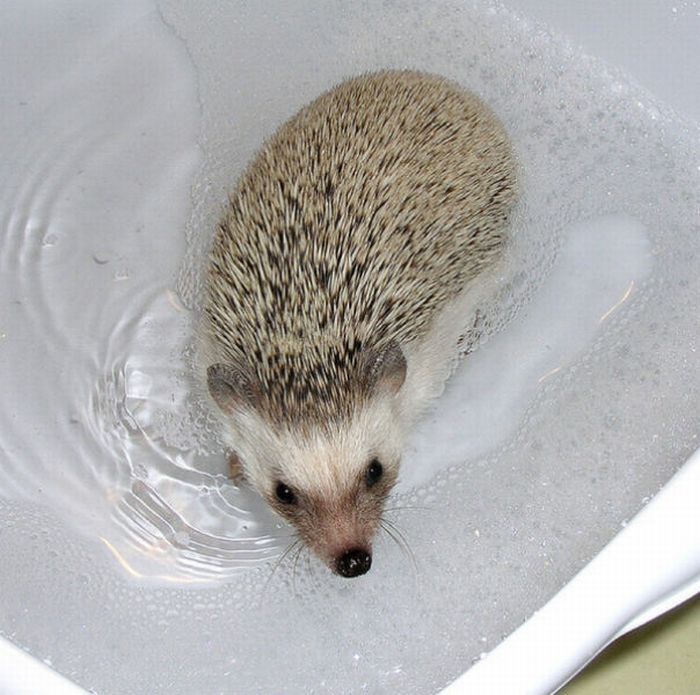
204, 70, 516, 578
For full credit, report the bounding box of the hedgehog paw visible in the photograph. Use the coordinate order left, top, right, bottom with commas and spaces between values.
228, 452, 246, 484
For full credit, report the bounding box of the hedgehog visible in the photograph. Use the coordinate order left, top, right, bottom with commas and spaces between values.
204, 69, 516, 578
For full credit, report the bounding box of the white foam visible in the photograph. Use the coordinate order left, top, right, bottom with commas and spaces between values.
401, 214, 653, 489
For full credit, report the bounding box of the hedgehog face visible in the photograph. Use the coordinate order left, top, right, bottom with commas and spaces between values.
213, 393, 404, 577
266, 459, 398, 578
259, 399, 403, 577
207, 342, 408, 577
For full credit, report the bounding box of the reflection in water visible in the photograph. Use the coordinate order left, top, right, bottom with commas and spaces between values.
600, 280, 635, 324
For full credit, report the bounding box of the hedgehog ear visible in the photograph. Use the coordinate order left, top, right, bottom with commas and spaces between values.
361, 339, 407, 397
207, 362, 261, 414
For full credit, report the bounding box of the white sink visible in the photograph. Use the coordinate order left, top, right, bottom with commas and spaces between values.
0, 1, 697, 693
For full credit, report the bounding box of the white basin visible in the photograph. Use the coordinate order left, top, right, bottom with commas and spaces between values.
0, 1, 698, 693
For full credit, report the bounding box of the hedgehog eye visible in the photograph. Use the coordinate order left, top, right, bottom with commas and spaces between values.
366, 459, 383, 487
275, 482, 297, 505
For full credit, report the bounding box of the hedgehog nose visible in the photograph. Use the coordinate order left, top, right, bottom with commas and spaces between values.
336, 548, 372, 578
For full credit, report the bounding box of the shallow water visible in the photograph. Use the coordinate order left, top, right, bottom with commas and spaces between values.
402, 213, 653, 489
1, 0, 699, 693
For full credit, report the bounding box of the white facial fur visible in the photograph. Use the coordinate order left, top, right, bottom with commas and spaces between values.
220, 391, 405, 570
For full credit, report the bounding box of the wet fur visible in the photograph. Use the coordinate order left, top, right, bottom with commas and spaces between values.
205, 69, 515, 426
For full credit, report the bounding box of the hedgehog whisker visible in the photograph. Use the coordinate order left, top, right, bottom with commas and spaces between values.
380, 517, 418, 576
380, 520, 402, 553
380, 521, 412, 571
380, 517, 409, 554
383, 504, 434, 514
264, 536, 300, 595
291, 542, 306, 596
304, 548, 316, 588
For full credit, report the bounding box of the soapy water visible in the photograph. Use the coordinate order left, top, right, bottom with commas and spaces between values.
0, 0, 698, 693
402, 214, 653, 489
0, 0, 653, 583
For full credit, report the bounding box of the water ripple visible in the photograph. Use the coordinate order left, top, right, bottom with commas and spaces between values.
0, 3, 285, 586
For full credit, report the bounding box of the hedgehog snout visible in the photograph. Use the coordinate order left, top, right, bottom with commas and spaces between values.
335, 547, 372, 578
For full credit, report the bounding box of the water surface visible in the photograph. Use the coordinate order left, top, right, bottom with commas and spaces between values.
0, 1, 698, 693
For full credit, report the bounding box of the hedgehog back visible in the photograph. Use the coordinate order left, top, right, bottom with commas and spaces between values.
206, 70, 515, 425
